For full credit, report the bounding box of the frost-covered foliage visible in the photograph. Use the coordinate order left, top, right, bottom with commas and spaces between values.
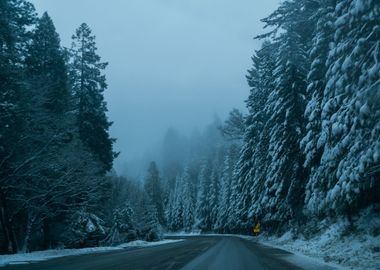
101, 203, 138, 246
165, 141, 241, 233
61, 211, 106, 248
195, 160, 213, 232
215, 144, 240, 233
164, 0, 379, 236
166, 167, 195, 231
233, 0, 380, 233
144, 162, 165, 226
303, 0, 380, 217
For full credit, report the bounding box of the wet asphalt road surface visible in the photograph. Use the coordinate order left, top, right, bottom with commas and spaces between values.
2, 236, 332, 270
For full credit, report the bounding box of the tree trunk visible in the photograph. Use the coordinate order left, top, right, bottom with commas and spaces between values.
0, 193, 18, 253
0, 206, 10, 254
10, 225, 18, 254
43, 219, 51, 250
22, 212, 35, 253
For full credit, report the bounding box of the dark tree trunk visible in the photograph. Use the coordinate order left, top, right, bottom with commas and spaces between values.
43, 219, 51, 250
0, 192, 18, 254
0, 206, 10, 254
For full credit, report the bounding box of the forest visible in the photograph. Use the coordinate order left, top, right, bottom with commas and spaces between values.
1, 0, 379, 256
163, 0, 380, 235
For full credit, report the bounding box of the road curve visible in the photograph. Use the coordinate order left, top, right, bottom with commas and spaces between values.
2, 236, 336, 270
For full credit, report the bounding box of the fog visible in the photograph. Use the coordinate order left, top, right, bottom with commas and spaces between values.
31, 0, 279, 174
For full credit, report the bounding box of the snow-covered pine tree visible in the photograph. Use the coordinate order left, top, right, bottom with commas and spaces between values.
226, 164, 240, 233
195, 159, 212, 232
209, 167, 220, 230
247, 44, 278, 223
70, 23, 117, 172
165, 189, 175, 231
182, 167, 195, 231
165, 163, 197, 232
256, 0, 317, 227
234, 40, 277, 232
307, 0, 380, 217
101, 202, 136, 244
300, 0, 337, 216
141, 173, 162, 241
144, 162, 165, 226
220, 109, 245, 141
143, 202, 161, 241
300, 0, 335, 179
170, 174, 184, 231
215, 144, 240, 233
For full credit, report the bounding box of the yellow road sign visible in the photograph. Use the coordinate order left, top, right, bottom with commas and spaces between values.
253, 223, 261, 233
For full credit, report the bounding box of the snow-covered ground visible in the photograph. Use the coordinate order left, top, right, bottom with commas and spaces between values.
255, 212, 380, 270
118, 239, 184, 248
240, 235, 348, 270
258, 232, 379, 270
0, 239, 184, 267
164, 231, 201, 237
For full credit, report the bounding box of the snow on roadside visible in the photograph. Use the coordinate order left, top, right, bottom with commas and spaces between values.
117, 239, 184, 248
164, 231, 201, 237
255, 213, 380, 270
0, 239, 184, 267
0, 247, 121, 267
255, 235, 348, 270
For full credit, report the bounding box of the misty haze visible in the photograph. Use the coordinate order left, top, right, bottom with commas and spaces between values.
0, 1, 379, 270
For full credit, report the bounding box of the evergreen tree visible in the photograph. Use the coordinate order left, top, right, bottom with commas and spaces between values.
306, 0, 380, 216
170, 175, 184, 231
300, 0, 336, 216
70, 23, 117, 172
0, 0, 36, 254
26, 12, 70, 113
215, 144, 240, 233
220, 109, 245, 141
23, 11, 73, 250
144, 162, 165, 225
234, 41, 277, 232
195, 159, 212, 232
165, 190, 175, 231
182, 167, 195, 231
143, 202, 161, 241
226, 166, 240, 233
256, 0, 317, 227
209, 167, 219, 229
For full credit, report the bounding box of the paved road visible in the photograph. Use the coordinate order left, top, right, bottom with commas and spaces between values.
2, 236, 334, 270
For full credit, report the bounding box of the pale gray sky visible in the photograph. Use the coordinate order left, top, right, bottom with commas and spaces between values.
31, 0, 279, 173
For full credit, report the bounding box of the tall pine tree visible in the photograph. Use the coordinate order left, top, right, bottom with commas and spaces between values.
70, 23, 117, 172
144, 162, 165, 226
0, 0, 36, 254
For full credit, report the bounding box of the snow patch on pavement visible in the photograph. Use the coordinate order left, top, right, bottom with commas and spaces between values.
0, 239, 184, 267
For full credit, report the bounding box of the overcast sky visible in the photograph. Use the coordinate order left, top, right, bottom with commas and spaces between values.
31, 0, 279, 173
